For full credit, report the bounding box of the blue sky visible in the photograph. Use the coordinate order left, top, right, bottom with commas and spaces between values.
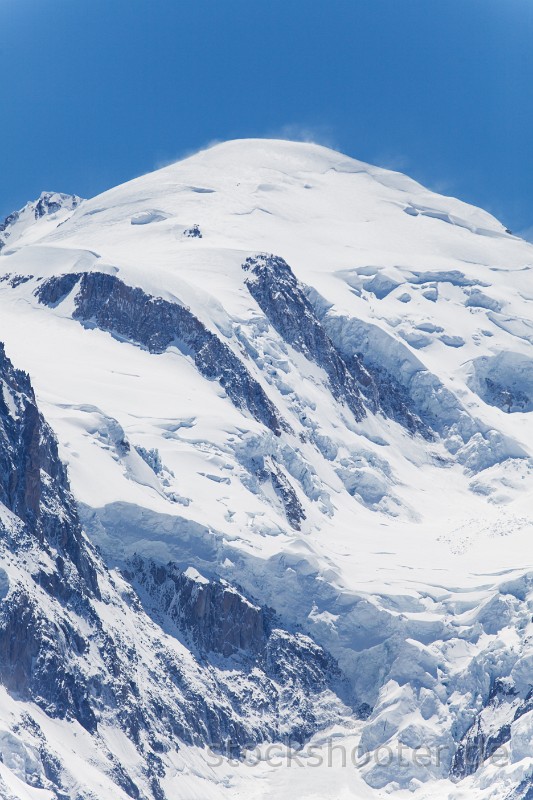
2, 0, 532, 235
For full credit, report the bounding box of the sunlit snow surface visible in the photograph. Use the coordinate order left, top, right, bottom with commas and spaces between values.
1, 140, 533, 799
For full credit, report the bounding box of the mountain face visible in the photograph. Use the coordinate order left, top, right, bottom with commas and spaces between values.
0, 342, 349, 799
0, 192, 82, 253
0, 139, 532, 799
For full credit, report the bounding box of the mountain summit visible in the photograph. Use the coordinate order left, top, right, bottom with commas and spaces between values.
0, 139, 532, 800
0, 191, 82, 252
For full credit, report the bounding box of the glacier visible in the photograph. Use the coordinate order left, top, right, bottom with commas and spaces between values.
0, 138, 531, 799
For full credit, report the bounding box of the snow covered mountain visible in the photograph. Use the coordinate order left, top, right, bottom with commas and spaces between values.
0, 192, 82, 253
0, 139, 532, 800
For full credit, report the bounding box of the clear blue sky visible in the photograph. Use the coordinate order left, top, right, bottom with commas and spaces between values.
2, 0, 533, 235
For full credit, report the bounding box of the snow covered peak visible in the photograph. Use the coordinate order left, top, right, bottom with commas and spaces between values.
0, 139, 533, 800
176, 136, 372, 174
0, 190, 83, 252
26, 137, 509, 284
33, 190, 82, 218
87, 136, 507, 228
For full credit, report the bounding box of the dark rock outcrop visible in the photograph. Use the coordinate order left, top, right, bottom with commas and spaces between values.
243, 254, 373, 421
353, 357, 434, 438
183, 224, 202, 238
0, 193, 81, 251
0, 210, 20, 233
127, 556, 270, 659
451, 682, 533, 779
36, 271, 286, 435
0, 343, 350, 797
270, 462, 306, 529
506, 778, 533, 800
0, 343, 96, 589
127, 555, 349, 745
0, 344, 102, 734
33, 192, 81, 220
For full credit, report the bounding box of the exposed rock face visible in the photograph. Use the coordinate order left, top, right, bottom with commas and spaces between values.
452, 681, 533, 779
183, 223, 202, 238
507, 778, 533, 800
0, 343, 96, 588
36, 271, 285, 435
33, 192, 81, 220
0, 211, 19, 251
128, 555, 349, 745
0, 343, 100, 733
0, 588, 98, 733
269, 461, 306, 529
0, 192, 81, 251
128, 557, 346, 699
243, 254, 373, 421
242, 255, 432, 438
34, 271, 80, 307
356, 357, 433, 438
0, 210, 19, 234
128, 556, 270, 658
0, 342, 350, 798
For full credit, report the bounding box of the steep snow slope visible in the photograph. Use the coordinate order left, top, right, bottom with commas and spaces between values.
0, 139, 532, 799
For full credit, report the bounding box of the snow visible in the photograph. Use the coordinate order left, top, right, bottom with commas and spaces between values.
1, 381, 18, 418
0, 192, 82, 253
0, 138, 532, 799
184, 565, 210, 584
